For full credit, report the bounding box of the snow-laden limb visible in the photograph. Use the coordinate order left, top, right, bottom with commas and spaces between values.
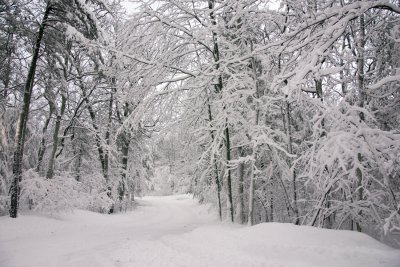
270, 1, 400, 95
63, 24, 94, 45
384, 205, 400, 235
368, 74, 400, 91
295, 99, 400, 234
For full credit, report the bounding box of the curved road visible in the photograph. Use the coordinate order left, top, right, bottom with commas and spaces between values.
0, 195, 217, 267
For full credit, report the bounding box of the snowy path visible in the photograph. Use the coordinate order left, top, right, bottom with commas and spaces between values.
0, 195, 216, 267
1, 194, 400, 267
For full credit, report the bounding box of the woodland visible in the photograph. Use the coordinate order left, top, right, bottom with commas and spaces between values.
1, 0, 400, 246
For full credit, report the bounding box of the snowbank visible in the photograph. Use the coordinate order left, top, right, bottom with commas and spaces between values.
113, 223, 400, 267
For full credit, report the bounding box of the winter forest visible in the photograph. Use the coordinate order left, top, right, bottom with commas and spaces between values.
1, 0, 400, 264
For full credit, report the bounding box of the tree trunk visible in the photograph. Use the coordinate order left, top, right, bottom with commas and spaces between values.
247, 161, 255, 226
119, 137, 130, 204
46, 93, 66, 179
208, 0, 234, 222
247, 45, 260, 226
9, 3, 51, 218
237, 147, 245, 224
340, 36, 347, 96
355, 13, 366, 233
46, 46, 71, 179
214, 162, 222, 220
75, 146, 83, 181
284, 100, 300, 224
103, 89, 114, 184
207, 100, 222, 220
55, 88, 93, 159
1, 30, 13, 105
36, 105, 53, 173
270, 177, 274, 222
78, 75, 107, 179
224, 125, 234, 222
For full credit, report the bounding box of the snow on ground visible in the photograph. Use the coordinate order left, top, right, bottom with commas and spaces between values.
1, 195, 399, 267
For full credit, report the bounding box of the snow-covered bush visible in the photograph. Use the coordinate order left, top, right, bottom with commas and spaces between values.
0, 195, 9, 216
84, 191, 114, 214
18, 170, 117, 215
20, 170, 79, 214
75, 173, 114, 213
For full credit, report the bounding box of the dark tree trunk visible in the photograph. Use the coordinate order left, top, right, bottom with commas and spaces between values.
207, 100, 222, 220
355, 13, 366, 233
208, 0, 234, 222
104, 90, 114, 184
36, 105, 53, 173
75, 147, 83, 182
1, 31, 13, 104
9, 3, 52, 218
270, 177, 274, 222
247, 43, 261, 226
119, 137, 130, 203
237, 147, 245, 224
284, 100, 300, 225
224, 125, 234, 222
46, 93, 66, 179
78, 76, 107, 180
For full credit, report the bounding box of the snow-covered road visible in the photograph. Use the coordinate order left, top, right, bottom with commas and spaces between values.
1, 194, 399, 267
0, 195, 216, 267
